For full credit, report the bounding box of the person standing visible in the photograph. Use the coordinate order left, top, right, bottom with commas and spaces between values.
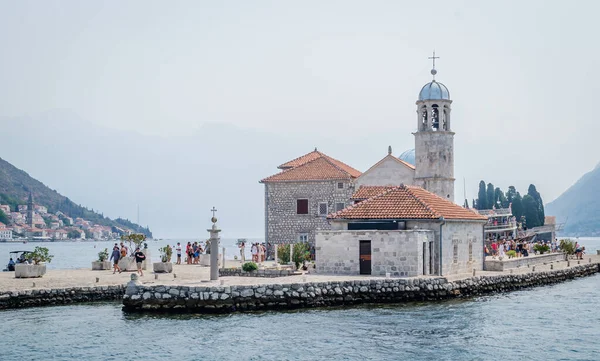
176, 242, 182, 265
239, 241, 246, 262
251, 243, 258, 262
134, 247, 146, 276
110, 246, 121, 274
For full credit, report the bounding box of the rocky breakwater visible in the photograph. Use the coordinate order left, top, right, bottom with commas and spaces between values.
0, 285, 125, 309
122, 263, 600, 313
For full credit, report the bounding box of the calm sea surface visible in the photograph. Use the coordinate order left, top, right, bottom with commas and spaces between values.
1, 238, 599, 360
0, 274, 599, 360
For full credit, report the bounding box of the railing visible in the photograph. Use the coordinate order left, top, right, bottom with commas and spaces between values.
477, 208, 513, 217
484, 222, 518, 232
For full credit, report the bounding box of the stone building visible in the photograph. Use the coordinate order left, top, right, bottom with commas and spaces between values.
261, 55, 458, 249
316, 185, 486, 277
260, 150, 361, 245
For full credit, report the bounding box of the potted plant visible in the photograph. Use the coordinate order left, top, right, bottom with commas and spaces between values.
92, 248, 111, 270
153, 245, 173, 273
533, 244, 550, 255
15, 246, 53, 278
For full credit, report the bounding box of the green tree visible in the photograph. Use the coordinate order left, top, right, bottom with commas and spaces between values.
0, 209, 9, 225
512, 192, 524, 221
67, 230, 81, 239
523, 194, 542, 228
477, 181, 488, 210
527, 184, 545, 226
505, 186, 517, 205
486, 183, 495, 209
495, 187, 508, 208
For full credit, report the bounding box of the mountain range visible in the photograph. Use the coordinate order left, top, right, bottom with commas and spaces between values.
0, 156, 151, 236
545, 162, 600, 236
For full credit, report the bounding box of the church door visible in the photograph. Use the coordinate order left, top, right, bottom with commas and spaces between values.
359, 240, 371, 275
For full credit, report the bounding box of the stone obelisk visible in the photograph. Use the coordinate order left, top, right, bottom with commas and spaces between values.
208, 207, 221, 281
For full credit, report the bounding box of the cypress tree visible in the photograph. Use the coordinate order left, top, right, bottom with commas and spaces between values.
495, 187, 508, 208
477, 181, 487, 210
522, 194, 541, 228
512, 192, 524, 221
506, 186, 517, 205
527, 184, 545, 226
486, 183, 495, 209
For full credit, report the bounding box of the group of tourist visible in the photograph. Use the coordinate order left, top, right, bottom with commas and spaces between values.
173, 241, 212, 265
250, 242, 266, 263
109, 242, 146, 276
486, 239, 586, 259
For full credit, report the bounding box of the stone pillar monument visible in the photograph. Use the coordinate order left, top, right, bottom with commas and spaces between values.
207, 207, 221, 281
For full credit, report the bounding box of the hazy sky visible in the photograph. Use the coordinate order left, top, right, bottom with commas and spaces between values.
1, 1, 599, 237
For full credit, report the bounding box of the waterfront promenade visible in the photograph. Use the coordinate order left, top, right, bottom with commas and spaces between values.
2, 254, 598, 294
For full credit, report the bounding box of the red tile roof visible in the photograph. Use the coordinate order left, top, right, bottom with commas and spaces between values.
329, 185, 487, 221
262, 150, 361, 183
351, 186, 397, 200
277, 150, 362, 178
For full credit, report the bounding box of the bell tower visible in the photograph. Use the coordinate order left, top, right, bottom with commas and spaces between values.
413, 52, 455, 201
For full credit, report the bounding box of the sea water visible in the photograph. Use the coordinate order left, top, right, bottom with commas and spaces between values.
0, 273, 599, 360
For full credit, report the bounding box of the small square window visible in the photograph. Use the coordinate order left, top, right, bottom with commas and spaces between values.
335, 202, 345, 212
299, 233, 308, 242
318, 202, 328, 216
296, 199, 308, 214
337, 182, 344, 189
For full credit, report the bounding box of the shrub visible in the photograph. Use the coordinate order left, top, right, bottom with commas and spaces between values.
277, 242, 311, 268
158, 245, 172, 262
242, 262, 258, 272
98, 248, 109, 262
506, 250, 517, 259
533, 244, 550, 254
30, 246, 54, 265
559, 239, 576, 256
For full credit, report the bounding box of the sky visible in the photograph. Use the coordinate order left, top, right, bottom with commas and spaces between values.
1, 0, 599, 237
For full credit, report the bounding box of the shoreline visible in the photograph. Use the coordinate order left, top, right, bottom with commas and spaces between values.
2, 256, 598, 311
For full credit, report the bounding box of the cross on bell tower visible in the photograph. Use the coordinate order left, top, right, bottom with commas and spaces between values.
428, 51, 440, 80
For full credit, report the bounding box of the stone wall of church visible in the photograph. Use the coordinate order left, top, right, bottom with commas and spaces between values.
264, 180, 355, 245
355, 156, 415, 187
406, 220, 485, 276
414, 131, 455, 201
315, 229, 434, 277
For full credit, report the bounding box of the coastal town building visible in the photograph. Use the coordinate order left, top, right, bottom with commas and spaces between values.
260, 150, 361, 245
260, 55, 457, 249
315, 185, 486, 277
0, 222, 13, 241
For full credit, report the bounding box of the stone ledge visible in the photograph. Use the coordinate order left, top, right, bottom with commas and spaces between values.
219, 268, 299, 278
0, 285, 125, 309
123, 263, 600, 313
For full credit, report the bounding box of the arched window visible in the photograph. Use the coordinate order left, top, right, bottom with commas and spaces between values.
420, 105, 428, 131
431, 104, 439, 130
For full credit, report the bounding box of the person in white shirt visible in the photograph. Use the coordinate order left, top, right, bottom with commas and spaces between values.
176, 242, 182, 265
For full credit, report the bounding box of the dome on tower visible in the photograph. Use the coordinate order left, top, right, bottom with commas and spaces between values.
398, 149, 415, 166
418, 81, 450, 101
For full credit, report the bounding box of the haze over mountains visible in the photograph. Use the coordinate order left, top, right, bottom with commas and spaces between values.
546, 162, 600, 236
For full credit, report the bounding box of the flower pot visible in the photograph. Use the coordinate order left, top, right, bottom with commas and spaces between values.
153, 262, 173, 273
118, 257, 137, 271
15, 263, 47, 278
92, 261, 112, 270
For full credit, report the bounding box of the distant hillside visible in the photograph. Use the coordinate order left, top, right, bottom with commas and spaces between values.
545, 162, 600, 236
0, 157, 152, 237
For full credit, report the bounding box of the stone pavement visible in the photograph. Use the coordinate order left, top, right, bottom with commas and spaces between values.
2, 254, 599, 293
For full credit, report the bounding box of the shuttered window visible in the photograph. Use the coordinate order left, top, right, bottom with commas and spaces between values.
296, 199, 308, 214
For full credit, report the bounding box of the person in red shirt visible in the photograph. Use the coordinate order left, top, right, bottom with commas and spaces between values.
491, 240, 498, 259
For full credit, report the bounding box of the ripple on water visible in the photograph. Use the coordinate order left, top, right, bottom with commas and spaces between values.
1, 274, 600, 361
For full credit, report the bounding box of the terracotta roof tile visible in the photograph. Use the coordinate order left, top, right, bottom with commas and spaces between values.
262, 150, 361, 183
261, 157, 358, 183
351, 186, 397, 200
277, 150, 362, 178
330, 185, 487, 221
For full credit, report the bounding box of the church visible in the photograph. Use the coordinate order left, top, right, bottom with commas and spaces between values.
260, 57, 486, 276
